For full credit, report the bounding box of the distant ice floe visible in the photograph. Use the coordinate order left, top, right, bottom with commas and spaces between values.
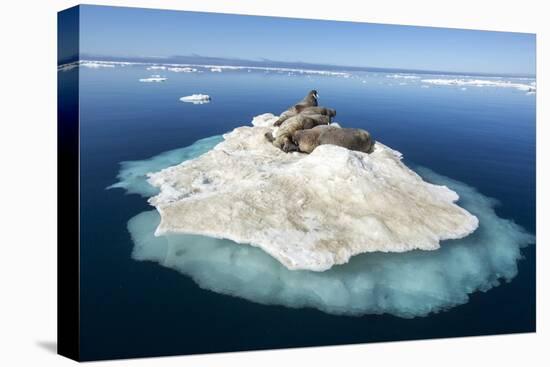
168, 67, 197, 73
421, 78, 536, 94
58, 60, 137, 71
81, 60, 134, 68
179, 94, 211, 104
139, 75, 167, 83
57, 59, 351, 77
201, 64, 350, 77
81, 61, 115, 68
109, 120, 534, 317
386, 74, 420, 79
147, 65, 167, 71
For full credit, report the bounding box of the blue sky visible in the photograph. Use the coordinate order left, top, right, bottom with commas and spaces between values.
78, 5, 536, 75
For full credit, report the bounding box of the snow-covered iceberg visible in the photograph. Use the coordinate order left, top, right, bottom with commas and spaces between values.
143, 114, 478, 271
179, 94, 211, 104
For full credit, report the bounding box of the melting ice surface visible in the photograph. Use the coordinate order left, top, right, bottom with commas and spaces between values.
110, 135, 534, 318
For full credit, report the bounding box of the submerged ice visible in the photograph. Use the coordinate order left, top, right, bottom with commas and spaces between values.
111, 132, 533, 318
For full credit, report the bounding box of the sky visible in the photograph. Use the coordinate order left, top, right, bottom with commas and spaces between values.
77, 5, 536, 75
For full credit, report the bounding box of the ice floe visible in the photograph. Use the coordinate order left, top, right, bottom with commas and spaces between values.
139, 75, 167, 82
141, 114, 478, 271
57, 59, 349, 77
110, 125, 534, 317
81, 61, 115, 68
58, 60, 138, 71
421, 78, 536, 93
167, 67, 197, 73
179, 94, 211, 104
386, 74, 420, 79
147, 65, 167, 71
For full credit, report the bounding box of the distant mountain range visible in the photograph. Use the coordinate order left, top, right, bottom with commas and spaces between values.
59, 53, 535, 78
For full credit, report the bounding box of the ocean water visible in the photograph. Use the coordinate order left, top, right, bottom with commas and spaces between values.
68, 63, 535, 361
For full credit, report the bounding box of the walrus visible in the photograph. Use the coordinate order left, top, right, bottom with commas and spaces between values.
298, 106, 336, 119
292, 125, 375, 154
265, 114, 330, 152
274, 105, 336, 127
273, 90, 319, 126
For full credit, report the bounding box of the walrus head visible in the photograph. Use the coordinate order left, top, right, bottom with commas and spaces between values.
310, 90, 319, 100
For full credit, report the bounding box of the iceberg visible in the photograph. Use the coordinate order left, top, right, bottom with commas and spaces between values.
143, 114, 478, 271
179, 94, 211, 104
109, 123, 534, 317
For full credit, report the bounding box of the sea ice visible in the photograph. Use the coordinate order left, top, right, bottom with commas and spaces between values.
386, 74, 420, 79
111, 132, 534, 317
139, 75, 167, 82
250, 113, 279, 127
421, 78, 536, 93
108, 135, 224, 197
179, 94, 211, 104
168, 67, 197, 73
81, 62, 115, 68
140, 114, 478, 271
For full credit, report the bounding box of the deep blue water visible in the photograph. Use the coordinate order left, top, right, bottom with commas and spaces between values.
71, 64, 535, 361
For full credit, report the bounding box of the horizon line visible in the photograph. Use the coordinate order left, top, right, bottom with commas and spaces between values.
61, 53, 537, 78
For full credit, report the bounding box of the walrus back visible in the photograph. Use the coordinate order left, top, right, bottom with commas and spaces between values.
319, 128, 374, 153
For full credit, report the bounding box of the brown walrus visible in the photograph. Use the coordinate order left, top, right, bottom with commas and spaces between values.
292, 125, 375, 154
265, 114, 331, 152
274, 105, 336, 127
273, 90, 319, 126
